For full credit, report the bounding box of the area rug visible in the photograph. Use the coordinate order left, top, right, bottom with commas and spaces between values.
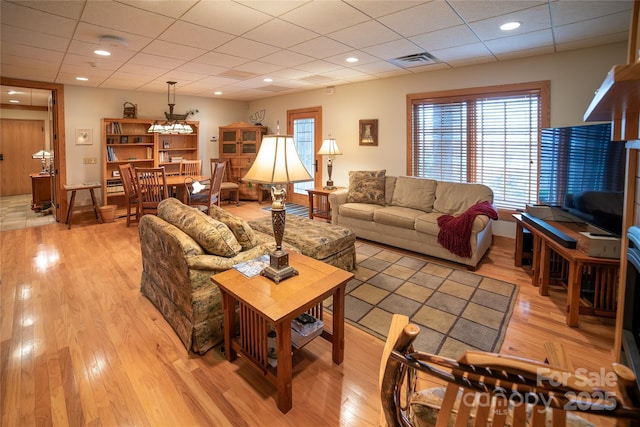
326, 242, 519, 359
262, 203, 309, 217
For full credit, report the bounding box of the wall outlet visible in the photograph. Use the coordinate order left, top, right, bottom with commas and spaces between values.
83, 157, 97, 164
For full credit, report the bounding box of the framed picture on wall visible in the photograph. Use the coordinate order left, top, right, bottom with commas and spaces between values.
359, 119, 378, 146
76, 128, 93, 145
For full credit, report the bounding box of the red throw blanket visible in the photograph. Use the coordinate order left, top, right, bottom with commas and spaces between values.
437, 201, 498, 258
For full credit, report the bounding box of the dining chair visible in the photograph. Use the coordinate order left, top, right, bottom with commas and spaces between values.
118, 163, 139, 226
135, 166, 168, 216
179, 159, 202, 176
211, 157, 240, 205
379, 314, 640, 427
186, 161, 225, 214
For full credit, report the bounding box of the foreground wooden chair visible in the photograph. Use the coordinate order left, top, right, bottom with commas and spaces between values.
380, 314, 640, 427
135, 166, 168, 216
118, 163, 139, 226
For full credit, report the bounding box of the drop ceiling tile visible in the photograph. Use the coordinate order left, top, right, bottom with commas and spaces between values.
181, 1, 271, 35
236, 60, 283, 75
484, 29, 554, 54
352, 60, 406, 74
280, 1, 369, 33
293, 60, 344, 74
98, 78, 150, 90
259, 50, 315, 68
328, 20, 401, 49
468, 4, 551, 41
1, 2, 76, 37
410, 25, 481, 51
59, 63, 113, 79
159, 21, 235, 51
67, 40, 135, 63
103, 71, 156, 85
378, 2, 465, 38
243, 19, 317, 48
56, 73, 108, 86
553, 12, 631, 43
1, 42, 65, 63
142, 40, 207, 61
117, 63, 173, 78
289, 36, 353, 59
72, 23, 151, 51
175, 62, 229, 77
345, 1, 427, 19
448, 1, 545, 23
128, 52, 187, 69
236, 1, 309, 17
194, 51, 249, 68
81, 1, 174, 38
430, 43, 494, 62
324, 50, 379, 67
61, 52, 123, 71
555, 32, 629, 52
0, 26, 69, 51
550, 0, 632, 26
123, 0, 198, 17
214, 37, 280, 60
0, 64, 57, 82
494, 45, 555, 61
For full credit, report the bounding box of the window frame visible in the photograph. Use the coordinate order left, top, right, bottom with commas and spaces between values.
406, 81, 551, 214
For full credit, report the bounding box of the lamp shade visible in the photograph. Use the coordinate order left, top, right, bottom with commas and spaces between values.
32, 149, 52, 160
243, 135, 312, 184
317, 138, 342, 156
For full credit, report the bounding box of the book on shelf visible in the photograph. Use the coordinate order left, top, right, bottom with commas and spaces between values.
106, 146, 118, 161
106, 122, 122, 134
170, 156, 184, 163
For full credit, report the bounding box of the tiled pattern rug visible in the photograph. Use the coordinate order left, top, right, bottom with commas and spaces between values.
326, 242, 518, 359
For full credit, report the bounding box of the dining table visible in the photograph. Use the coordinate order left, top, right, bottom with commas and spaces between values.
165, 174, 209, 204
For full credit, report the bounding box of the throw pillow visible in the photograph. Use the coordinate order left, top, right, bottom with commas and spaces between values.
347, 170, 386, 205
157, 198, 241, 257
209, 204, 258, 250
391, 176, 437, 212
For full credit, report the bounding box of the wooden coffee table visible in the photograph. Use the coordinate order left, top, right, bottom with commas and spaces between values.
211, 252, 353, 413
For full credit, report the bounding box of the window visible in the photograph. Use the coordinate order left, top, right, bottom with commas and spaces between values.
408, 82, 550, 210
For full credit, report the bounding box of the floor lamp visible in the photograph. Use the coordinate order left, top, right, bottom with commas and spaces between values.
243, 133, 312, 283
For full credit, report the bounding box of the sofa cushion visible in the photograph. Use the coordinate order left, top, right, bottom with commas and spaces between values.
385, 175, 397, 205
391, 176, 437, 212
208, 204, 258, 250
339, 202, 381, 221
374, 206, 424, 230
346, 170, 386, 205
158, 198, 241, 257
433, 181, 493, 215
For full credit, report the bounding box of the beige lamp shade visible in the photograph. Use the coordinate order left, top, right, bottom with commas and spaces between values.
317, 138, 342, 157
243, 135, 312, 184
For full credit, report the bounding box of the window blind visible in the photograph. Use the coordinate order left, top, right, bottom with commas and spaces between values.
411, 88, 542, 210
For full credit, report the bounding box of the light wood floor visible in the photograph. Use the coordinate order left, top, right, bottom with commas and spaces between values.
1, 202, 617, 426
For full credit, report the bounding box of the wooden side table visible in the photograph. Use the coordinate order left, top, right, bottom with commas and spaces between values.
212, 252, 353, 413
30, 173, 51, 211
306, 187, 344, 221
63, 183, 103, 229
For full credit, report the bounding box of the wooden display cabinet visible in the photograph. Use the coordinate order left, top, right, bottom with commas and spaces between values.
218, 122, 267, 200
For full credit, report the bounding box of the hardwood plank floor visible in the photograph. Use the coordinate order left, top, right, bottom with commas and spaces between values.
1, 202, 618, 426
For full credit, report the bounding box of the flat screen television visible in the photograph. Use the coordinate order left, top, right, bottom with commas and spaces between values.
538, 123, 626, 236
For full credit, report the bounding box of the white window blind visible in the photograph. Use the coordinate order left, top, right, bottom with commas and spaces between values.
411, 88, 542, 210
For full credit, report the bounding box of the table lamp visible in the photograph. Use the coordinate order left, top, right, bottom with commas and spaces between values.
243, 133, 312, 283
32, 149, 53, 174
317, 136, 342, 189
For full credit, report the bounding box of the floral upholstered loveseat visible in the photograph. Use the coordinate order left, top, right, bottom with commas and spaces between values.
139, 197, 355, 354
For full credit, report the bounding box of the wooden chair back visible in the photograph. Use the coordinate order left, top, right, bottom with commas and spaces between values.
118, 163, 139, 226
179, 159, 202, 176
186, 162, 226, 213
211, 157, 240, 204
135, 167, 168, 216
380, 314, 640, 427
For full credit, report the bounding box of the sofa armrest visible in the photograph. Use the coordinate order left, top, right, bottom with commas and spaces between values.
187, 244, 271, 271
329, 189, 348, 224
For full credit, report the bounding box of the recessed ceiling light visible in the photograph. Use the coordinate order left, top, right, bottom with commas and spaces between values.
7, 90, 18, 95
214, 91, 222, 95
346, 57, 359, 63
94, 49, 111, 56
264, 77, 273, 82
500, 21, 521, 31
76, 77, 89, 81
9, 99, 19, 103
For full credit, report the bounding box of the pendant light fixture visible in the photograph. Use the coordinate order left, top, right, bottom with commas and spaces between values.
148, 81, 196, 134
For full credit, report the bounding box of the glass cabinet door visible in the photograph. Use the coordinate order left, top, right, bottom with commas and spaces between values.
221, 130, 237, 154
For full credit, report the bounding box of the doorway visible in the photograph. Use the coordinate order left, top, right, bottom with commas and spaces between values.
0, 78, 66, 222
0, 119, 46, 195
286, 107, 322, 206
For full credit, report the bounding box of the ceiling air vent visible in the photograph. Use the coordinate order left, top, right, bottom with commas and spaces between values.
388, 52, 439, 68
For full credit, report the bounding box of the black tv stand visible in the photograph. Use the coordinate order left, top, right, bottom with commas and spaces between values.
520, 212, 577, 248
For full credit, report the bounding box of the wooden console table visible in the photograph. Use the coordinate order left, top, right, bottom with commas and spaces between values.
212, 252, 353, 413
30, 173, 51, 211
513, 213, 620, 327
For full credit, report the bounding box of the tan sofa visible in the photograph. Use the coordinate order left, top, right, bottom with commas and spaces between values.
139, 198, 355, 354
329, 173, 496, 269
